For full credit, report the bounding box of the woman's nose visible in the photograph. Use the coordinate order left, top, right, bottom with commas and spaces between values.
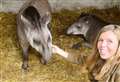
101, 41, 107, 47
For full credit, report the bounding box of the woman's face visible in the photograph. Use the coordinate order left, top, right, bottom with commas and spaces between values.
97, 31, 119, 60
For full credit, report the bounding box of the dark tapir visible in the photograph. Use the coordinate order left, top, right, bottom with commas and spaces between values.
67, 13, 110, 48
17, 0, 52, 70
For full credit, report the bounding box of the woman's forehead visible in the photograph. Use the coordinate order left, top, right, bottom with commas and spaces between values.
99, 31, 118, 40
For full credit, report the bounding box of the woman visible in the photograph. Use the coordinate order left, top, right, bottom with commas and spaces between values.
85, 24, 120, 82
52, 24, 120, 82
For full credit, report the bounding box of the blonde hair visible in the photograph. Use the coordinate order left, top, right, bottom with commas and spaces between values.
86, 24, 120, 80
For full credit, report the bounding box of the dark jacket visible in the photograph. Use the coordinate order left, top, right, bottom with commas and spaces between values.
66, 54, 120, 82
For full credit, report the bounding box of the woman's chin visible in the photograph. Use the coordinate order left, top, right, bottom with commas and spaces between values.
100, 54, 109, 60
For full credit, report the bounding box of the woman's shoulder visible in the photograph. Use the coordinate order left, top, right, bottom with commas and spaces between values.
116, 64, 120, 75
115, 64, 120, 82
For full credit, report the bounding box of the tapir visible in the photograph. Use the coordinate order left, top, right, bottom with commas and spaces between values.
17, 0, 72, 70
67, 13, 109, 48
17, 0, 52, 70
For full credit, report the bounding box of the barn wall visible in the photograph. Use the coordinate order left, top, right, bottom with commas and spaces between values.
0, 0, 120, 13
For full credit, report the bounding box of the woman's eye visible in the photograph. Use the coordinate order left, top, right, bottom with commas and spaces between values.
98, 39, 103, 42
107, 40, 113, 44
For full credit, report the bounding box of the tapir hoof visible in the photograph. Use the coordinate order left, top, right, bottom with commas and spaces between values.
40, 58, 47, 65
22, 63, 29, 70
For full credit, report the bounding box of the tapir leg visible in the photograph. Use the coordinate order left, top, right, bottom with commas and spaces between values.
72, 42, 92, 49
22, 44, 29, 70
17, 24, 30, 70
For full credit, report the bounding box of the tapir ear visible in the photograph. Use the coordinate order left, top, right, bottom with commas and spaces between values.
41, 12, 51, 24
80, 13, 89, 17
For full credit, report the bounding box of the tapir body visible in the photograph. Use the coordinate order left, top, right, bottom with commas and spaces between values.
17, 0, 52, 70
67, 13, 109, 48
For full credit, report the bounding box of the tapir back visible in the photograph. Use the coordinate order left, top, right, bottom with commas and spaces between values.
18, 0, 51, 20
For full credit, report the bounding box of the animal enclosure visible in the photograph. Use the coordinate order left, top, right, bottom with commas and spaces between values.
1, 7, 120, 82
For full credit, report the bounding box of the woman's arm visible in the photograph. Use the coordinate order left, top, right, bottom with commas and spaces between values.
52, 44, 69, 58
52, 44, 86, 64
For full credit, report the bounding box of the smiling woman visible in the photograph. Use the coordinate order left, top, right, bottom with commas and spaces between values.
87, 24, 120, 82
97, 29, 119, 60
54, 24, 120, 82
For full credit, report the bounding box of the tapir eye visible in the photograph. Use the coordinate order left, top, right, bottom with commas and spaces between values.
83, 17, 88, 21
42, 45, 45, 53
47, 36, 51, 42
47, 23, 51, 31
85, 21, 89, 24
33, 39, 41, 45
76, 25, 81, 28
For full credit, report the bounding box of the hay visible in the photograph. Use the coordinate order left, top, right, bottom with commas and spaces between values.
1, 7, 120, 82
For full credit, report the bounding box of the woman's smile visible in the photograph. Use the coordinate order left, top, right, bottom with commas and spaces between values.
97, 31, 119, 60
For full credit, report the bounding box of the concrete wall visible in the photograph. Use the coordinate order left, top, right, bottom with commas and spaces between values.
0, 0, 120, 13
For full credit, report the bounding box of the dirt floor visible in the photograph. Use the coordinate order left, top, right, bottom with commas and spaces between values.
1, 7, 120, 82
